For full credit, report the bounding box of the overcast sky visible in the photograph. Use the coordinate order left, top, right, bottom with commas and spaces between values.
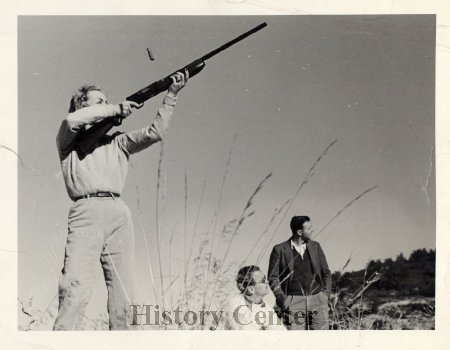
17, 15, 435, 318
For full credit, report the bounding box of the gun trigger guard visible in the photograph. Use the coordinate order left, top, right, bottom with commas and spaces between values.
112, 117, 123, 126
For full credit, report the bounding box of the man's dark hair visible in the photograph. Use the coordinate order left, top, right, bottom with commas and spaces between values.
236, 265, 261, 294
290, 216, 310, 234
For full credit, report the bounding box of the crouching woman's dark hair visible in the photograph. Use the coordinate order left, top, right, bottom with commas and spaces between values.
236, 265, 261, 295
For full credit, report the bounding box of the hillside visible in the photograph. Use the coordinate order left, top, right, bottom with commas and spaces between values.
329, 248, 435, 329
333, 248, 435, 297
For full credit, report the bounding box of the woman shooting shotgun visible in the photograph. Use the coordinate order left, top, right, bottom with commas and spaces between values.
54, 71, 188, 330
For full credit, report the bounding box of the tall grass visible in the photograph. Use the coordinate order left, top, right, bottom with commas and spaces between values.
155, 142, 166, 314
203, 135, 237, 303
130, 161, 160, 307
205, 172, 273, 312
20, 137, 434, 331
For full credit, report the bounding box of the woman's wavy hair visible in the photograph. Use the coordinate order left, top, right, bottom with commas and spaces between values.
68, 85, 103, 113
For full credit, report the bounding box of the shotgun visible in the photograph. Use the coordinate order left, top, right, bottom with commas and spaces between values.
76, 22, 267, 158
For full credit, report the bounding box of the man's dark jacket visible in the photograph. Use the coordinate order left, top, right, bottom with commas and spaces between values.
268, 239, 332, 308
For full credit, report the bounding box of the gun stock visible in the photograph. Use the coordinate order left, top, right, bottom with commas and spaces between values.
75, 22, 267, 159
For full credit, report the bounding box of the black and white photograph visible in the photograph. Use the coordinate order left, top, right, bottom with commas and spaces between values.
1, 1, 450, 349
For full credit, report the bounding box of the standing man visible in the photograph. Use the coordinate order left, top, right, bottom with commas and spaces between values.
54, 71, 188, 330
268, 216, 332, 330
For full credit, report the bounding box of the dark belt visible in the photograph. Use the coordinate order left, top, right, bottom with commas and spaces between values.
74, 192, 120, 201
